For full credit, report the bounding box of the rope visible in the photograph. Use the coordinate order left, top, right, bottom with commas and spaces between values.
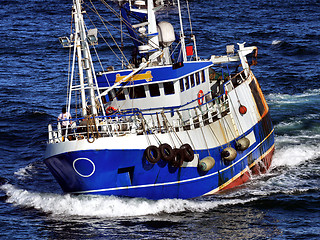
138, 112, 152, 146
161, 111, 183, 145
156, 112, 162, 133
160, 111, 177, 148
193, 107, 210, 156
176, 110, 198, 154
86, 115, 100, 143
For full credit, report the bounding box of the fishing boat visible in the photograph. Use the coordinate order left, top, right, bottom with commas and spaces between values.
44, 0, 275, 200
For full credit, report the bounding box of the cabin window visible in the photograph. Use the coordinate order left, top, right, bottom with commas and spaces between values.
201, 70, 205, 83
179, 78, 184, 92
190, 74, 195, 87
129, 85, 146, 99
115, 88, 126, 100
185, 77, 190, 90
195, 72, 200, 85
164, 81, 175, 95
101, 96, 107, 104
107, 90, 115, 101
149, 83, 160, 97
99, 89, 109, 103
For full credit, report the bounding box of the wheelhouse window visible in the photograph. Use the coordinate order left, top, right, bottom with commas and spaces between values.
99, 89, 109, 103
185, 77, 190, 90
179, 78, 184, 92
101, 96, 107, 104
190, 74, 195, 87
115, 88, 126, 100
149, 83, 160, 97
107, 90, 115, 101
201, 70, 205, 83
195, 72, 200, 85
163, 81, 175, 95
129, 85, 146, 99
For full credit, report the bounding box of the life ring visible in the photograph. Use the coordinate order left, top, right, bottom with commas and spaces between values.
180, 143, 194, 162
197, 90, 204, 105
106, 106, 117, 115
145, 145, 161, 164
159, 143, 175, 162
171, 148, 184, 167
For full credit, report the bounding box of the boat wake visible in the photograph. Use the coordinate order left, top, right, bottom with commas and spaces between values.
0, 183, 257, 218
2, 137, 319, 218
1, 135, 318, 218
14, 164, 36, 180
267, 88, 320, 105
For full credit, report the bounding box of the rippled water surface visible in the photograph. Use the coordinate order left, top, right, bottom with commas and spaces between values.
0, 0, 319, 239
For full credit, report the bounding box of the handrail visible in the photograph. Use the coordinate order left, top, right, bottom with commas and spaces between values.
48, 70, 251, 143
49, 93, 231, 144
55, 89, 225, 126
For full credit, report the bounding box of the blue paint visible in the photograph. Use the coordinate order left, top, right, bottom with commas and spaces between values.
44, 112, 274, 200
97, 61, 213, 87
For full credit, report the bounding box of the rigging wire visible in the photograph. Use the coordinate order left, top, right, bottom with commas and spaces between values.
87, 1, 132, 69
98, 0, 161, 51
186, 0, 193, 35
193, 107, 210, 156
88, 0, 160, 52
85, 0, 147, 46
176, 110, 198, 154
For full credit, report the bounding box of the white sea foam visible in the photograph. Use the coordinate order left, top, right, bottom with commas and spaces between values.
267, 88, 320, 105
272, 40, 282, 45
14, 164, 35, 179
272, 143, 320, 167
275, 120, 303, 130
0, 184, 256, 218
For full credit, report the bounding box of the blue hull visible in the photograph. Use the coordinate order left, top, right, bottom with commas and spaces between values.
44, 113, 274, 200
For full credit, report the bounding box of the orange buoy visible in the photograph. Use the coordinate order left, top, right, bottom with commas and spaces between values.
239, 105, 247, 115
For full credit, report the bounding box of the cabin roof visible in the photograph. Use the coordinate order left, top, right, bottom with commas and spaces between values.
96, 61, 213, 88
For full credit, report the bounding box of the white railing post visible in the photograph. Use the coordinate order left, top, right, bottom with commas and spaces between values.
57, 122, 62, 141
48, 124, 53, 143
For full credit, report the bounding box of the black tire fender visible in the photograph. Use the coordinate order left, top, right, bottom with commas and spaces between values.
171, 148, 185, 168
145, 145, 161, 164
159, 143, 175, 162
180, 143, 194, 162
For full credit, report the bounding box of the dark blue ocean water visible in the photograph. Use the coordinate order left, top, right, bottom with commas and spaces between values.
0, 0, 320, 239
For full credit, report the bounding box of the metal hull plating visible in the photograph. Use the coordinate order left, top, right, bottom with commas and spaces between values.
45, 0, 275, 200
44, 112, 274, 200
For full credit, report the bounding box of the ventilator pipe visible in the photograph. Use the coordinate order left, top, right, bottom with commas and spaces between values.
198, 156, 215, 171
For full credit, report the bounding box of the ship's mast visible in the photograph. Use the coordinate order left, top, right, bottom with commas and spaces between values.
177, 0, 187, 62
73, 0, 97, 116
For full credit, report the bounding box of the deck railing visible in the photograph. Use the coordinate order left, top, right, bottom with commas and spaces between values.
48, 93, 230, 143
47, 70, 250, 143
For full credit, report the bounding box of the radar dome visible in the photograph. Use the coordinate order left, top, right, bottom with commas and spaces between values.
157, 21, 175, 47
